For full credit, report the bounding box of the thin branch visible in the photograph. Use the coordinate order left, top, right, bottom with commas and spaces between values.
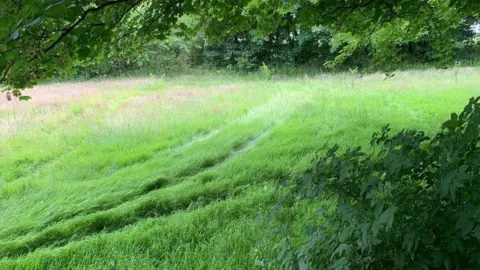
321, 0, 376, 20
365, 15, 384, 45
134, 6, 146, 17
380, 0, 404, 19
9, 0, 23, 9
113, 11, 165, 44
1, 46, 22, 54
90, 0, 141, 49
321, 5, 350, 19
44, 0, 137, 53
3, 0, 141, 84
106, 0, 141, 32
335, 7, 356, 31
0, 60, 16, 85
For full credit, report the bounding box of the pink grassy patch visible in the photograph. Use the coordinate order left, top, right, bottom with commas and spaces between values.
0, 78, 154, 111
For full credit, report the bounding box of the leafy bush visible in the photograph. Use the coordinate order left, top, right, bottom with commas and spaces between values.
75, 40, 191, 79
69, 13, 480, 79
259, 63, 274, 80
271, 97, 480, 269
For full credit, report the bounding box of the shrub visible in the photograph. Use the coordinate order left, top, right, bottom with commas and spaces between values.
271, 97, 480, 269
259, 63, 274, 80
75, 41, 190, 79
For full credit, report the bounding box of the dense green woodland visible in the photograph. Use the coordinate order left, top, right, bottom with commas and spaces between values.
1, 0, 480, 89
76, 17, 480, 78
2, 0, 480, 269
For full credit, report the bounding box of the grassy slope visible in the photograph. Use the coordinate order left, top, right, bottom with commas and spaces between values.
0, 68, 479, 269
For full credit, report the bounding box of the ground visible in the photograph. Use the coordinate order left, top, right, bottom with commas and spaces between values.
0, 68, 479, 269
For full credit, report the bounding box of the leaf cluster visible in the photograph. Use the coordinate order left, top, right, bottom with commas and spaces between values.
273, 97, 480, 269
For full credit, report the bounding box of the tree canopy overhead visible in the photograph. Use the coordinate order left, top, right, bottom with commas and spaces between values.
1, 0, 479, 91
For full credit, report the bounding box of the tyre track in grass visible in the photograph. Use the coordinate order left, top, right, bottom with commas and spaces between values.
0, 126, 275, 259
0, 90, 310, 258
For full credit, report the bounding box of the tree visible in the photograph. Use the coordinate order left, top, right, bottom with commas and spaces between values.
265, 98, 480, 269
1, 0, 479, 92
0, 0, 193, 91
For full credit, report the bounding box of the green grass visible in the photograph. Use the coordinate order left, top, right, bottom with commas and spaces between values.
1, 68, 480, 269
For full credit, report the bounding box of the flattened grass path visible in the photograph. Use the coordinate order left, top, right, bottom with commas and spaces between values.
0, 68, 479, 269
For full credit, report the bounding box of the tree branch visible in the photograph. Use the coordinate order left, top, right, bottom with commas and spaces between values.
0, 60, 16, 85
112, 12, 165, 44
105, 0, 141, 33
321, 0, 377, 20
2, 0, 142, 86
44, 0, 139, 53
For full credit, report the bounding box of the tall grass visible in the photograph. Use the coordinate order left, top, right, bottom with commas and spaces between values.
1, 68, 480, 269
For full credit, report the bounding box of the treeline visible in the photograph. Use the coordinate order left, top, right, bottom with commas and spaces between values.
76, 16, 480, 78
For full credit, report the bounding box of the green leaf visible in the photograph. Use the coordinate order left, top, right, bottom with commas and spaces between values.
373, 201, 384, 219
331, 243, 349, 260
19, 96, 31, 101
299, 260, 308, 270
442, 113, 460, 130
448, 238, 463, 252
46, 4, 69, 18
339, 227, 351, 242
420, 233, 434, 245
69, 6, 84, 16
379, 206, 397, 228
474, 225, 480, 240
456, 213, 468, 231
331, 257, 348, 269
66, 6, 84, 22
78, 47, 91, 59
444, 256, 451, 270
25, 17, 41, 28
440, 174, 452, 198
431, 251, 444, 267
456, 214, 475, 236
372, 206, 397, 236
7, 29, 19, 41
0, 56, 7, 71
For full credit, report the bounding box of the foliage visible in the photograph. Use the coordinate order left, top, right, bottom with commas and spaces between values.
259, 63, 274, 80
67, 15, 201, 79
325, 32, 362, 70
75, 40, 190, 78
269, 96, 480, 269
75, 10, 480, 78
200, 0, 479, 71
0, 0, 193, 90
72, 18, 480, 79
2, 0, 480, 91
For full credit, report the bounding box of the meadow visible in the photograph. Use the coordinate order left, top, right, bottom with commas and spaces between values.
0, 68, 479, 269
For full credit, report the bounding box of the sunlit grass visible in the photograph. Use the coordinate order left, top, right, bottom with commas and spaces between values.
1, 68, 479, 269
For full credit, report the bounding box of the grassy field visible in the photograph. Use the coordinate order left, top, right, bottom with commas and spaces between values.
0, 68, 479, 269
